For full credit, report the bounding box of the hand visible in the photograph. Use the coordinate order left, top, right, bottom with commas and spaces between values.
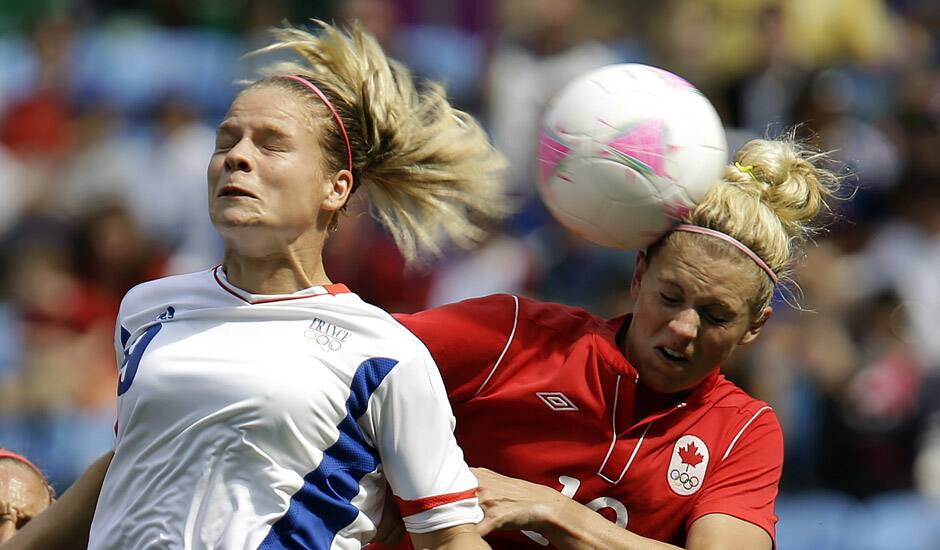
472, 467, 568, 537
372, 486, 406, 547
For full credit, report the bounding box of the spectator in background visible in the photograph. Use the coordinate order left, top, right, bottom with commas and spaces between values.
70, 203, 168, 308
0, 16, 75, 160
0, 449, 53, 543
0, 240, 117, 489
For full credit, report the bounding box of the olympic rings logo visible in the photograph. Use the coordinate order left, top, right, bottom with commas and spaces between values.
305, 330, 343, 352
669, 468, 700, 491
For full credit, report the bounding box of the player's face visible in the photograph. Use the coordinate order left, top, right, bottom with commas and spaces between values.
207, 85, 348, 248
0, 462, 51, 542
624, 241, 771, 394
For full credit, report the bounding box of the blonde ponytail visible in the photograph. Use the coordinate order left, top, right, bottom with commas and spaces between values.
251, 21, 509, 261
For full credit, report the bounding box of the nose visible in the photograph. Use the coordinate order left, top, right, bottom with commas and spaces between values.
224, 139, 253, 173
668, 308, 699, 341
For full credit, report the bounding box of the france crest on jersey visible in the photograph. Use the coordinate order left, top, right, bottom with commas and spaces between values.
88, 267, 481, 550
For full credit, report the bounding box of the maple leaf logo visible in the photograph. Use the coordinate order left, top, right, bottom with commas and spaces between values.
678, 442, 704, 470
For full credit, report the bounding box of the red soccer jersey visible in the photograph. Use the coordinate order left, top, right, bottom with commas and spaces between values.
381, 294, 783, 549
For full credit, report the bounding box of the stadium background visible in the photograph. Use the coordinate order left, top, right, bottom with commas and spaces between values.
0, 0, 939, 548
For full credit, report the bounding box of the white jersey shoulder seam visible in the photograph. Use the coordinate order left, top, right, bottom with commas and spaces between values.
721, 405, 773, 461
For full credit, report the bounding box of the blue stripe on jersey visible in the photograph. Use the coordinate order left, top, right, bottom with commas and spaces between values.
259, 357, 399, 550
120, 326, 130, 349
117, 323, 162, 397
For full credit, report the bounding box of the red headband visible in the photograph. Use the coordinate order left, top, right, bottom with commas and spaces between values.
280, 75, 353, 173
672, 224, 779, 284
0, 449, 47, 486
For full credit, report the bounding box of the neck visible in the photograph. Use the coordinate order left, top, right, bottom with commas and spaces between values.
633, 380, 686, 422
221, 244, 331, 295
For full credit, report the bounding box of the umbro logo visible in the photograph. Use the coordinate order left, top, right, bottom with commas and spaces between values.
536, 392, 578, 411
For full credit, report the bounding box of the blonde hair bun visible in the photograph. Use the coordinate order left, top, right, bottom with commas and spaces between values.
727, 135, 839, 242
679, 130, 843, 311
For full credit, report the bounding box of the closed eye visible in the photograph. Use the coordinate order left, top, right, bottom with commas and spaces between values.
703, 311, 732, 325
214, 134, 237, 151
660, 292, 680, 305
261, 136, 291, 152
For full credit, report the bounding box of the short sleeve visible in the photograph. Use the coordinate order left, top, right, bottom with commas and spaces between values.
393, 294, 518, 403
368, 348, 483, 534
687, 408, 784, 544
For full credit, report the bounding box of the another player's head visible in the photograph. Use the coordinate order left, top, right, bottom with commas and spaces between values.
208, 21, 507, 262
0, 450, 54, 542
625, 133, 840, 393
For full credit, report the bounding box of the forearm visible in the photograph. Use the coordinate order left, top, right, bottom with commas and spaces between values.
411, 523, 490, 549
2, 451, 112, 550
537, 498, 682, 550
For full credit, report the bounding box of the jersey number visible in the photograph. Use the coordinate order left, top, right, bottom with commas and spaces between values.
522, 476, 628, 546
117, 324, 162, 396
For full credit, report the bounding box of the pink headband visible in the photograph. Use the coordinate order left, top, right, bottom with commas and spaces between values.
280, 75, 353, 173
673, 224, 779, 284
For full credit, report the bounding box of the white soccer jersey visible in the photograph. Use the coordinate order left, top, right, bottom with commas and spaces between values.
87, 267, 482, 550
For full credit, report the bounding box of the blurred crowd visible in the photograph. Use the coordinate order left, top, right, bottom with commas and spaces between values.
0, 0, 939, 548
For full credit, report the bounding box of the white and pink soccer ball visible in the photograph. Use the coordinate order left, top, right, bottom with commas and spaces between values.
537, 63, 728, 250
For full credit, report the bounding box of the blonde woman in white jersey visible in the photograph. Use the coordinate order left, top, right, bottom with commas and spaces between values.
4, 21, 506, 550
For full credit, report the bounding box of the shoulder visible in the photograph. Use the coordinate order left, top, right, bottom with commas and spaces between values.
396, 293, 518, 326
392, 294, 615, 401
516, 295, 609, 335
118, 269, 215, 327
396, 293, 607, 344
706, 377, 783, 461
709, 377, 779, 423
331, 293, 437, 365
121, 269, 214, 307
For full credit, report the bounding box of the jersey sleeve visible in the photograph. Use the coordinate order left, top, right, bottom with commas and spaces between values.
687, 408, 784, 544
367, 346, 483, 534
393, 294, 519, 403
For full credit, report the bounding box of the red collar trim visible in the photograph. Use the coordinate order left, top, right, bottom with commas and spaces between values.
212, 266, 350, 304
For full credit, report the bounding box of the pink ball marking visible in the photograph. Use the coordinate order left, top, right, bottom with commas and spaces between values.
602, 119, 667, 177
664, 201, 691, 220
538, 129, 573, 183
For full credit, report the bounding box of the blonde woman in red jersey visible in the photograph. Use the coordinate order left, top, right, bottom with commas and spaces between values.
377, 134, 841, 550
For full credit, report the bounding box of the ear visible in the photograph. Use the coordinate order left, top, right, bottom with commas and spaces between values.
739, 306, 772, 345
320, 169, 354, 212
630, 251, 648, 301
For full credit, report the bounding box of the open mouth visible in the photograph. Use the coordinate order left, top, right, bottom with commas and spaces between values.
217, 185, 258, 199
656, 346, 688, 363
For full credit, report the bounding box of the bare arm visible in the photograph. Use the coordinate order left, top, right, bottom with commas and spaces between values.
684, 514, 771, 550
410, 524, 490, 550
1, 451, 112, 550
474, 468, 770, 550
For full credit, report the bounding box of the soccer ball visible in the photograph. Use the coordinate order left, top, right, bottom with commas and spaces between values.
537, 63, 728, 250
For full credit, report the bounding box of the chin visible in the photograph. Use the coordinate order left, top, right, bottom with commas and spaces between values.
211, 208, 266, 229
637, 356, 695, 394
